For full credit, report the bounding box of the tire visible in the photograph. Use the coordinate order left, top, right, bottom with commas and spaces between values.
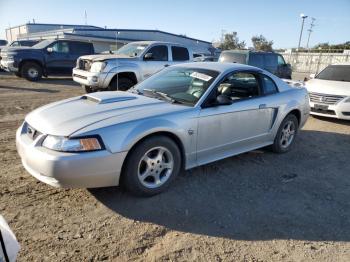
14, 72, 22, 78
21, 62, 42, 81
271, 114, 299, 153
108, 77, 134, 91
122, 136, 181, 196
82, 85, 94, 93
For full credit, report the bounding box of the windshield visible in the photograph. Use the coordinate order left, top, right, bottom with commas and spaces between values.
132, 67, 220, 106
316, 65, 350, 82
115, 43, 149, 57
32, 40, 54, 49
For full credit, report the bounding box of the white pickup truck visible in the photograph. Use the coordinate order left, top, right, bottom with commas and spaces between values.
73, 41, 193, 93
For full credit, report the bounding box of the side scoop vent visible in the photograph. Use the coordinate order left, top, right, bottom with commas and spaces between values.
81, 93, 137, 104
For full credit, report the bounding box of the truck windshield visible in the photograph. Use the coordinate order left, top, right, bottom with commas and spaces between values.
316, 65, 350, 82
115, 43, 149, 57
32, 40, 54, 49
132, 67, 219, 106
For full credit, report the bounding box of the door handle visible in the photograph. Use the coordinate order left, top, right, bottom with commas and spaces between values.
259, 104, 267, 109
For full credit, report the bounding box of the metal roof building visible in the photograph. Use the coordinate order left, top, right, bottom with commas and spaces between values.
6, 23, 215, 54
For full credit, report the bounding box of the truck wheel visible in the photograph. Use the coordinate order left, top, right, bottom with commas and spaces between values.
270, 114, 298, 153
21, 62, 42, 81
122, 136, 181, 196
82, 85, 94, 93
109, 77, 134, 91
14, 72, 22, 78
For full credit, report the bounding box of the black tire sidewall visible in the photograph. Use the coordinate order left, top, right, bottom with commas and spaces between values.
272, 114, 299, 153
22, 62, 42, 81
109, 77, 133, 91
123, 136, 181, 196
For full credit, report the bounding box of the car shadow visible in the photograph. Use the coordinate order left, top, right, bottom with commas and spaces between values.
89, 130, 350, 241
0, 85, 59, 93
311, 115, 350, 126
39, 77, 79, 87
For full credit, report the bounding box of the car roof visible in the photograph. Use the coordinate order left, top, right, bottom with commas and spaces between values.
173, 62, 262, 73
129, 41, 186, 46
221, 50, 277, 55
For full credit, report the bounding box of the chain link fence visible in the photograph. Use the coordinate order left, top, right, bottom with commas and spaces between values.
281, 51, 350, 74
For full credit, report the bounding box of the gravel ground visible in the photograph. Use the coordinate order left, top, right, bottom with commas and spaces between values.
0, 72, 349, 261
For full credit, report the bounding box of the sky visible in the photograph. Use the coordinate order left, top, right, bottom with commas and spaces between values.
0, 0, 349, 49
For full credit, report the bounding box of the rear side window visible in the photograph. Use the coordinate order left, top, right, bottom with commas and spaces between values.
70, 42, 92, 55
219, 52, 247, 64
261, 75, 278, 95
249, 54, 264, 68
146, 45, 168, 61
171, 46, 189, 61
264, 54, 277, 67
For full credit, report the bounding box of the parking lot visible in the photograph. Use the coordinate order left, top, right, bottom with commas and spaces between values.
0, 72, 349, 261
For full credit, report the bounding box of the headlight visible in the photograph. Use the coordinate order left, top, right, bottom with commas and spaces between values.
90, 62, 107, 73
344, 97, 350, 103
42, 135, 103, 152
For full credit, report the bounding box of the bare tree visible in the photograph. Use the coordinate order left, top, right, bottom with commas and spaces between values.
219, 32, 246, 50
251, 35, 273, 51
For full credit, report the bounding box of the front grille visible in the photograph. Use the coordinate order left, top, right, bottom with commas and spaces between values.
311, 108, 336, 115
79, 59, 92, 71
26, 124, 42, 140
309, 92, 345, 105
73, 74, 87, 80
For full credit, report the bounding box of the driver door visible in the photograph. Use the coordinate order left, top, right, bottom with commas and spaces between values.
141, 45, 170, 79
45, 41, 73, 75
196, 71, 275, 165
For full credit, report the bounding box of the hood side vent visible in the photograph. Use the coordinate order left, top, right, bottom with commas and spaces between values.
81, 94, 137, 104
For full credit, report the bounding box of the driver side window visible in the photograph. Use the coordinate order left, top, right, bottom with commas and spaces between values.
51, 41, 69, 53
217, 72, 260, 101
145, 45, 168, 61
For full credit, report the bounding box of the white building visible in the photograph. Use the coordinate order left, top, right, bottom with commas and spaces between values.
6, 23, 215, 54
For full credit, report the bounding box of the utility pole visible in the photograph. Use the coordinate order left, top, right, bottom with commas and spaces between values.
306, 17, 316, 50
84, 10, 87, 25
297, 14, 308, 51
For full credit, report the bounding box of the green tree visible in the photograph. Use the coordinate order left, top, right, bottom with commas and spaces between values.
219, 32, 246, 50
251, 35, 274, 51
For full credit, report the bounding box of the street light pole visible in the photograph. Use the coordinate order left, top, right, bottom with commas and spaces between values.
297, 14, 308, 51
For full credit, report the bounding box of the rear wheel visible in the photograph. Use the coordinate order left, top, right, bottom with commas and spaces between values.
122, 136, 181, 196
82, 85, 94, 93
108, 77, 134, 91
21, 62, 42, 81
271, 114, 298, 153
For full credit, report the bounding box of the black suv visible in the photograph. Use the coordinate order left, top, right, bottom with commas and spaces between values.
219, 50, 292, 79
0, 39, 94, 81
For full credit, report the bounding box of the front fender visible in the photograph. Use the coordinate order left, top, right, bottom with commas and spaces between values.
103, 62, 142, 86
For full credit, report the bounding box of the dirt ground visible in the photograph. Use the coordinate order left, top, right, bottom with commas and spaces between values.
0, 72, 349, 262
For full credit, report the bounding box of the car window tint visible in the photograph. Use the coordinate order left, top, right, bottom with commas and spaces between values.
264, 54, 277, 67
217, 72, 260, 101
248, 54, 264, 68
171, 46, 189, 61
146, 45, 168, 61
52, 41, 69, 53
262, 75, 278, 95
70, 42, 92, 55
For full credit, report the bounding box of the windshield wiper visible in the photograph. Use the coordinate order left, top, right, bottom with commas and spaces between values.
143, 89, 184, 104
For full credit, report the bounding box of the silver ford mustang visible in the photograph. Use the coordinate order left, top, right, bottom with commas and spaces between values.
16, 62, 310, 196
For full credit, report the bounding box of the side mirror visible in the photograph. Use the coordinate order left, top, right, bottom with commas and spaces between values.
144, 53, 153, 60
309, 73, 315, 79
46, 47, 53, 53
216, 94, 232, 106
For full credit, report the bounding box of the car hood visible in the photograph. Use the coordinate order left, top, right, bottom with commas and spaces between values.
1, 46, 40, 54
305, 79, 350, 96
25, 91, 190, 136
79, 53, 138, 62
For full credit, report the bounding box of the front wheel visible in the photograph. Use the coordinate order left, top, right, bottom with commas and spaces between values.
122, 136, 181, 196
21, 62, 42, 81
108, 77, 134, 91
82, 85, 94, 93
271, 114, 299, 153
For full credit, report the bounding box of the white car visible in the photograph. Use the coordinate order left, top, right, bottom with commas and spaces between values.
305, 63, 350, 120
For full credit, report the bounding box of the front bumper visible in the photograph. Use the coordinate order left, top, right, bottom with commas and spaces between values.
16, 123, 128, 188
310, 100, 350, 120
0, 59, 18, 72
72, 68, 109, 89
